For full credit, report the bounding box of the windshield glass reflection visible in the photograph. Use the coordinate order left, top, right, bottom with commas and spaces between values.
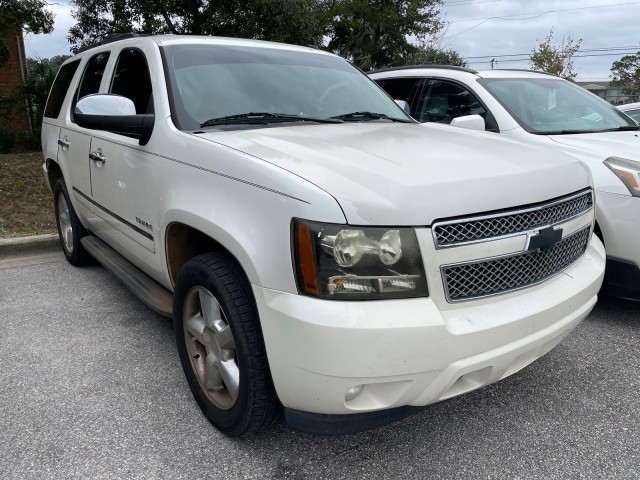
480, 77, 637, 134
164, 44, 410, 130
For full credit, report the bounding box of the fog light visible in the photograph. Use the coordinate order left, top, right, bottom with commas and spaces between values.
345, 385, 364, 401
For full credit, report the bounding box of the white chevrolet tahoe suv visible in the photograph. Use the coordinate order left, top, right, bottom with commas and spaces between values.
42, 35, 604, 436
370, 67, 640, 301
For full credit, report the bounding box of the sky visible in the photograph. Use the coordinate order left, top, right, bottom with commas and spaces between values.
23, 0, 640, 82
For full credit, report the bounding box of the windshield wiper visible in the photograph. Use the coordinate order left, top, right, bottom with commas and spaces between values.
598, 125, 640, 132
533, 125, 640, 135
532, 129, 600, 135
329, 111, 413, 123
200, 112, 343, 127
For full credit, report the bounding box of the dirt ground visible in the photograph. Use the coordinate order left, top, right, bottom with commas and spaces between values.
0, 152, 56, 237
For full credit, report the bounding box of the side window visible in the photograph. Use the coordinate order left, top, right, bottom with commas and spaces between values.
43, 60, 81, 119
110, 48, 153, 114
375, 78, 420, 113
415, 80, 487, 125
76, 52, 111, 102
626, 109, 640, 123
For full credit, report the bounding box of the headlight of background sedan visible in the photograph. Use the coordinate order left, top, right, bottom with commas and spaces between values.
293, 219, 429, 300
604, 157, 640, 197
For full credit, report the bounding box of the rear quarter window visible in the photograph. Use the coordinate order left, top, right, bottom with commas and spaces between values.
43, 60, 81, 119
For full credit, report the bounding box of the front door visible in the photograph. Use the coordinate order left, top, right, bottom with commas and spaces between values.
88, 47, 159, 262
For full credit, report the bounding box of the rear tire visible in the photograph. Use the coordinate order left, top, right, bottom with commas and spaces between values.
54, 178, 92, 266
173, 252, 281, 436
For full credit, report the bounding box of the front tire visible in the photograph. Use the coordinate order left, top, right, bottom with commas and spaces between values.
54, 178, 92, 266
173, 253, 281, 436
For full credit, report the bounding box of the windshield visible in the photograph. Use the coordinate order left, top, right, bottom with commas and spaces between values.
479, 77, 637, 134
163, 44, 411, 130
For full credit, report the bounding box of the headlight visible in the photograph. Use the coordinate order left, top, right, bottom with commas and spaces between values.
604, 157, 640, 197
292, 219, 429, 300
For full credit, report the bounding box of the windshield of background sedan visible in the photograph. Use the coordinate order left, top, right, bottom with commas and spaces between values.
479, 77, 638, 134
163, 44, 411, 131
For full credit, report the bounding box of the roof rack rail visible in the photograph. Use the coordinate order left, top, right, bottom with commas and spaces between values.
491, 68, 556, 77
76, 33, 144, 54
369, 64, 478, 75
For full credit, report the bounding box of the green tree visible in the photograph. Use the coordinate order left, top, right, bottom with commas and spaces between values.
403, 43, 467, 67
611, 52, 640, 102
22, 55, 70, 135
325, 0, 444, 70
529, 27, 582, 80
68, 0, 327, 52
0, 0, 54, 66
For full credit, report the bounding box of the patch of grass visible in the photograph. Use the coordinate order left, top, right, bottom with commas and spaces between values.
0, 152, 56, 237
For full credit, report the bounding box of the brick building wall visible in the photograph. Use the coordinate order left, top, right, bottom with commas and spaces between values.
0, 23, 31, 133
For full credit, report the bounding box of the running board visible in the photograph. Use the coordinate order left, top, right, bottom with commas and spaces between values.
81, 236, 173, 318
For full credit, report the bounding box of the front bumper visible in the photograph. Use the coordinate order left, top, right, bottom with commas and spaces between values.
595, 191, 640, 300
254, 236, 605, 423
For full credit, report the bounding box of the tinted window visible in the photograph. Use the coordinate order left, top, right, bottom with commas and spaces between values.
76, 52, 110, 101
110, 48, 153, 114
376, 78, 420, 115
43, 60, 80, 119
415, 80, 487, 124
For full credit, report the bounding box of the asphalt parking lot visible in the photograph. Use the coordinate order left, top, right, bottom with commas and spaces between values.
1, 245, 639, 479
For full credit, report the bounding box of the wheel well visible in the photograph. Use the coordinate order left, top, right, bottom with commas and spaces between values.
46, 159, 63, 191
165, 223, 237, 287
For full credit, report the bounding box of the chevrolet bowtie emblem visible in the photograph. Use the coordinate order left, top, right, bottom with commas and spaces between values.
527, 226, 563, 252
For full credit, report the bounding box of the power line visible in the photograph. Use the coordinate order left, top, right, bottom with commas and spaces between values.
469, 51, 638, 65
443, 0, 504, 6
465, 46, 640, 60
448, 1, 640, 23
471, 52, 638, 63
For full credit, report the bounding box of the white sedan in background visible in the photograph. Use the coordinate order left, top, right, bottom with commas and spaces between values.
370, 67, 640, 300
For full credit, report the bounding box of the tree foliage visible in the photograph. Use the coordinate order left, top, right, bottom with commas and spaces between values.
22, 56, 70, 133
529, 27, 582, 80
67, 0, 450, 72
610, 52, 640, 102
325, 0, 444, 70
0, 0, 54, 66
68, 0, 328, 52
402, 43, 467, 67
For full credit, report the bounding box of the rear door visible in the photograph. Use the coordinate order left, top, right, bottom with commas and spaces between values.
41, 59, 81, 190
59, 51, 111, 220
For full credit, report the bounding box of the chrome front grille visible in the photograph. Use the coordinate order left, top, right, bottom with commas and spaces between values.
442, 226, 591, 302
433, 190, 593, 248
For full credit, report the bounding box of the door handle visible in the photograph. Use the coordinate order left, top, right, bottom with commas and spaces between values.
58, 137, 70, 148
89, 149, 107, 164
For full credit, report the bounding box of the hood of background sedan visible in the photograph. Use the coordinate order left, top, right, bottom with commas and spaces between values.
549, 130, 640, 159
201, 122, 592, 225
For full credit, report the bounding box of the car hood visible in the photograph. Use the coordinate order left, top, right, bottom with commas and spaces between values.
548, 130, 640, 159
202, 122, 592, 225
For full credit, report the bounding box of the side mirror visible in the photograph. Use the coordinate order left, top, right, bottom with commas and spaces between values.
449, 114, 485, 131
75, 94, 154, 145
394, 99, 410, 113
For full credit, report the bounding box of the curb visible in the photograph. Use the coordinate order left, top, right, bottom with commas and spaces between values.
0, 234, 60, 257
